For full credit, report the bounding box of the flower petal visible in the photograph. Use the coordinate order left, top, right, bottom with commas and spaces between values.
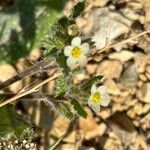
66, 57, 77, 69
64, 46, 73, 56
71, 37, 81, 46
98, 85, 107, 94
77, 54, 87, 66
91, 84, 97, 94
100, 95, 110, 107
91, 105, 100, 112
88, 97, 101, 111
81, 43, 90, 55
88, 100, 100, 112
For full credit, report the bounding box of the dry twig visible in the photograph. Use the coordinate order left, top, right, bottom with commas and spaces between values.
0, 70, 62, 107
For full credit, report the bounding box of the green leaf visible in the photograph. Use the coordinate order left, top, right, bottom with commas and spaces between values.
71, 99, 87, 118
56, 51, 70, 74
71, 1, 85, 18
0, 105, 33, 139
54, 75, 68, 98
81, 75, 103, 91
43, 16, 75, 58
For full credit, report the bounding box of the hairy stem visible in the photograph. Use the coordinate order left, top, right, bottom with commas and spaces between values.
0, 58, 58, 90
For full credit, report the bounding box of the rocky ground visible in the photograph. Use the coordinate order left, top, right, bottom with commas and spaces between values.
0, 0, 150, 150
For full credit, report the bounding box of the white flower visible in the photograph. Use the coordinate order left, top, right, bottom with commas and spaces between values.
88, 84, 110, 112
64, 36, 90, 69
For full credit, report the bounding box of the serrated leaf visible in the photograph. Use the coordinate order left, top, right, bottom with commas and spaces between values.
81, 75, 103, 91
71, 1, 85, 18
0, 105, 33, 139
43, 17, 75, 58
54, 75, 68, 98
56, 51, 70, 74
71, 99, 87, 118
43, 1, 86, 59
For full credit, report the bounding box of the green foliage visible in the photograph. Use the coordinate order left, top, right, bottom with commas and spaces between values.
81, 75, 103, 91
0, 0, 68, 63
71, 99, 87, 118
54, 75, 68, 98
71, 0, 86, 18
0, 0, 93, 127
0, 105, 33, 140
43, 17, 75, 57
43, 1, 86, 55
56, 50, 70, 74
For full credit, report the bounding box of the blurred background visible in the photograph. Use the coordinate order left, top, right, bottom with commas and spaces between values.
0, 0, 150, 150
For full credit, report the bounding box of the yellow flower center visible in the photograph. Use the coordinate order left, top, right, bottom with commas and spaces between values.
92, 92, 101, 104
71, 47, 81, 58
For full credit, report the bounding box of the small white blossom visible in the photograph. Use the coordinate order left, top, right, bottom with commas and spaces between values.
64, 36, 90, 69
88, 84, 110, 112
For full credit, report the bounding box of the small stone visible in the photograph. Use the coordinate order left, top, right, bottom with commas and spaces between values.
139, 74, 147, 82
108, 112, 136, 148
92, 8, 131, 50
97, 108, 111, 119
120, 63, 138, 94
109, 50, 134, 63
140, 113, 150, 130
127, 107, 136, 119
134, 102, 143, 115
138, 82, 150, 103
104, 79, 120, 95
145, 65, 150, 80
120, 6, 139, 21
0, 64, 22, 93
86, 64, 97, 75
134, 52, 149, 73
79, 108, 106, 140
127, 102, 149, 118
137, 80, 143, 88
50, 115, 77, 143
146, 65, 150, 74
97, 60, 123, 79
125, 98, 137, 107
112, 103, 128, 113
142, 104, 150, 114
104, 136, 123, 150
130, 135, 148, 150
145, 72, 150, 80
98, 123, 107, 136
133, 120, 140, 127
